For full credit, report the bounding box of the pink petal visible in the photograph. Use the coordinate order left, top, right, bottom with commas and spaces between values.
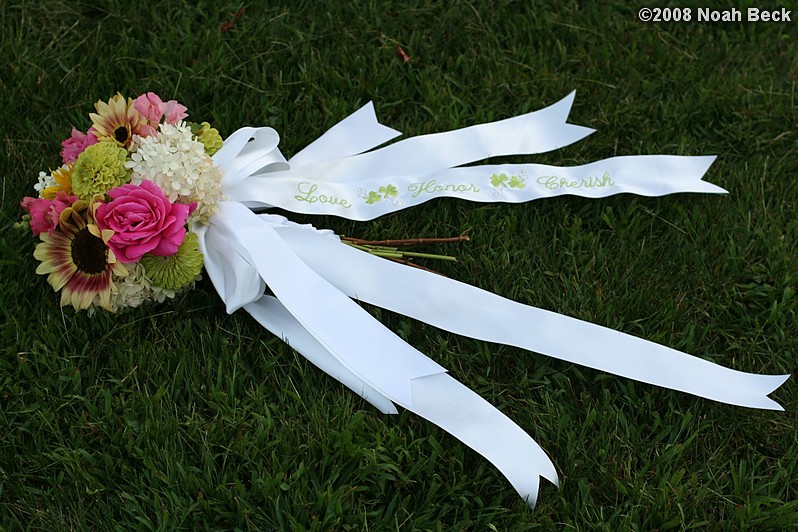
133, 92, 164, 124
160, 100, 188, 124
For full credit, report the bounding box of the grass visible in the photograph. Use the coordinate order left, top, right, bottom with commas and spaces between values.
1, 0, 796, 529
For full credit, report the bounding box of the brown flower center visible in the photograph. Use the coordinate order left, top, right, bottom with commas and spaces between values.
114, 126, 129, 144
71, 227, 108, 274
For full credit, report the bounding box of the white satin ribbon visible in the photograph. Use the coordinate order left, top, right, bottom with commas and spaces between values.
216, 92, 726, 220
244, 295, 558, 506
283, 91, 594, 182
276, 225, 788, 410
228, 155, 725, 220
201, 202, 445, 407
195, 205, 558, 506
288, 101, 402, 167
196, 93, 789, 507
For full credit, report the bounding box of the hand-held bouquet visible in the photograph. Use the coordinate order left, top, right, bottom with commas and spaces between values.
21, 93, 224, 312
20, 91, 789, 507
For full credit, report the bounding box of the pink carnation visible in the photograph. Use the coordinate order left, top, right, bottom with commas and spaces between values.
134, 92, 165, 124
134, 92, 188, 129
60, 127, 98, 164
160, 99, 188, 124
20, 192, 78, 236
95, 180, 194, 263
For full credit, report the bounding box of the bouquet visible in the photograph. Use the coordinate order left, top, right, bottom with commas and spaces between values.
20, 93, 224, 311
19, 92, 789, 507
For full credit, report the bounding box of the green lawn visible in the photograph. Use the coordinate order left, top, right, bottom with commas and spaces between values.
1, 1, 796, 529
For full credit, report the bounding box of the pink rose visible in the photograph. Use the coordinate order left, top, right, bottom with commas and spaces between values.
21, 192, 78, 236
60, 127, 98, 164
95, 180, 194, 263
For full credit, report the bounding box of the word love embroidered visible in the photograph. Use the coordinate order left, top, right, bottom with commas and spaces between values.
294, 182, 353, 209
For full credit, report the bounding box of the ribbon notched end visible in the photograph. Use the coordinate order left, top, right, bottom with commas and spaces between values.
753, 373, 791, 412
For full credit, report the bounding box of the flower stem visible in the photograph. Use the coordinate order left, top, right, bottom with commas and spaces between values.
341, 235, 470, 247
341, 235, 469, 269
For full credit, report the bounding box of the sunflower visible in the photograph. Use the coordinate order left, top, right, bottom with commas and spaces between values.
89, 93, 147, 150
33, 200, 127, 311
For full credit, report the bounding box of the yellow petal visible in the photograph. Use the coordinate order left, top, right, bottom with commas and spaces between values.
47, 270, 74, 292
41, 185, 59, 200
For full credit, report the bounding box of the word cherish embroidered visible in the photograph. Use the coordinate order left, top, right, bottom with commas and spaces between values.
408, 179, 480, 198
294, 182, 352, 208
536, 172, 615, 191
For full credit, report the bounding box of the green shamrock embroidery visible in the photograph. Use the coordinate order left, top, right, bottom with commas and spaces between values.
364, 191, 383, 204
379, 185, 398, 198
491, 173, 525, 192
362, 184, 400, 205
508, 175, 526, 189
490, 173, 509, 188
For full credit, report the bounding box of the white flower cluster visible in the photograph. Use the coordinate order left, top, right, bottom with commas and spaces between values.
33, 171, 55, 194
127, 122, 224, 224
109, 262, 176, 312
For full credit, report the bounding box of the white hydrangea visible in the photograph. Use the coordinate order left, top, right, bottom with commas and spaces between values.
126, 121, 224, 224
109, 262, 176, 312
33, 171, 55, 194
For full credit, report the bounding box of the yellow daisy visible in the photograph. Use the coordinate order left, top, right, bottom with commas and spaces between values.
89, 93, 147, 150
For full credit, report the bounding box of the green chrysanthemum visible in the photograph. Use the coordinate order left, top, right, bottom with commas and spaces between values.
72, 142, 129, 199
140, 232, 203, 290
195, 122, 223, 156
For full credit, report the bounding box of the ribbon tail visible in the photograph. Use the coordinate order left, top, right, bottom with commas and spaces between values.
431, 155, 726, 198
245, 296, 398, 414
246, 91, 595, 186
409, 373, 558, 506
289, 101, 403, 167
277, 225, 789, 411
244, 295, 557, 506
199, 203, 557, 505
